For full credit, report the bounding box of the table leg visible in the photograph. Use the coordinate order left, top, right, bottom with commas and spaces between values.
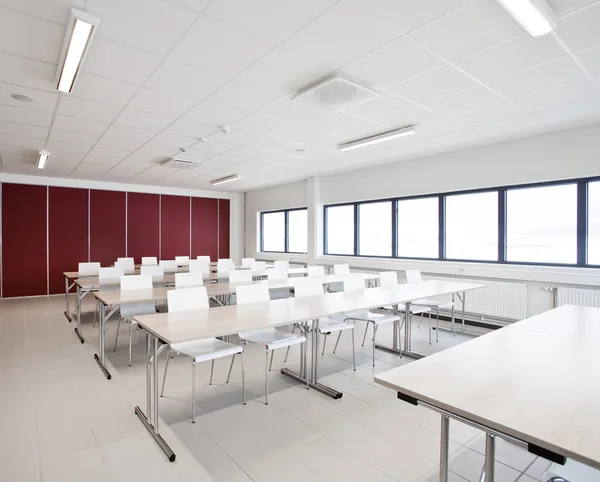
64, 277, 74, 322
451, 293, 456, 337
461, 291, 466, 334
440, 415, 450, 482
93, 302, 112, 380
74, 285, 84, 343
374, 304, 406, 356
483, 433, 495, 482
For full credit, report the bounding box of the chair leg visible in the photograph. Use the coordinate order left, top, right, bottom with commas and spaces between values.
226, 354, 236, 383
128, 323, 133, 366
332, 331, 342, 354
321, 333, 328, 356
192, 360, 196, 423
113, 318, 122, 353
428, 312, 432, 345
361, 323, 369, 347
304, 341, 309, 390
209, 359, 215, 385
283, 325, 296, 363
372, 325, 378, 367
240, 351, 246, 405
264, 348, 269, 405
436, 307, 440, 342
351, 328, 356, 371
161, 349, 172, 397
269, 349, 274, 371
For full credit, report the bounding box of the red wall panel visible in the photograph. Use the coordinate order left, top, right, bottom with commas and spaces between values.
161, 195, 190, 260
90, 190, 126, 266
191, 197, 218, 261
48, 187, 89, 294
218, 198, 230, 259
127, 192, 160, 264
2, 184, 48, 297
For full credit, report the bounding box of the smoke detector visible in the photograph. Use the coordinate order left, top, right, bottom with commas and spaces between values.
292, 76, 380, 111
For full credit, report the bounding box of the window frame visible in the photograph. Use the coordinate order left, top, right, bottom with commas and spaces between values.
260, 207, 307, 254
322, 175, 600, 268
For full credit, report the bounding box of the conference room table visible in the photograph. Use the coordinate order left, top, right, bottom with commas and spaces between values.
91, 273, 380, 380
375, 304, 600, 482
130, 280, 483, 461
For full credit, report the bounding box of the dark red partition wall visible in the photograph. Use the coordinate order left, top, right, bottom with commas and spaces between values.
218, 198, 230, 259
127, 192, 159, 264
191, 197, 218, 261
161, 195, 190, 259
2, 184, 48, 297
90, 190, 126, 266
48, 187, 89, 294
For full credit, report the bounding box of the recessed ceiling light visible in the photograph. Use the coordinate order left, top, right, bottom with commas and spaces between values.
11, 93, 35, 103
497, 0, 557, 37
338, 125, 416, 152
295, 148, 306, 153
211, 174, 239, 186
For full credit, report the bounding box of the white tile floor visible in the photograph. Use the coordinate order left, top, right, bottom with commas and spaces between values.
0, 295, 553, 482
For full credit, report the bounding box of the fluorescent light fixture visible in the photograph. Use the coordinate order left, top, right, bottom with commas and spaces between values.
56, 9, 101, 93
37, 150, 50, 170
211, 174, 239, 186
497, 0, 557, 37
338, 125, 416, 152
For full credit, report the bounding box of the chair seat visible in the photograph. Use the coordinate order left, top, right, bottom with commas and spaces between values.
412, 299, 454, 309
343, 310, 400, 325
318, 318, 353, 334
171, 338, 242, 363
382, 303, 431, 315
239, 328, 306, 350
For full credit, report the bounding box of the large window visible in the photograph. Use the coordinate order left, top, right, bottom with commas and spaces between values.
325, 205, 355, 255
589, 181, 600, 265
260, 208, 307, 253
507, 184, 577, 264
397, 197, 438, 258
446, 191, 498, 261
359, 201, 392, 256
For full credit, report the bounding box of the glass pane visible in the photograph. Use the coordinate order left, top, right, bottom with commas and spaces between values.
397, 197, 439, 258
358, 202, 392, 256
262, 211, 285, 252
507, 184, 577, 264
590, 181, 600, 265
326, 205, 355, 255
446, 191, 498, 261
288, 209, 308, 253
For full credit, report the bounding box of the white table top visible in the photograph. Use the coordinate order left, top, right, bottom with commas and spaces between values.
134, 280, 483, 346
375, 304, 600, 470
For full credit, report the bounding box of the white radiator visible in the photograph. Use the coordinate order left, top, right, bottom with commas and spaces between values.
421, 276, 527, 321
556, 287, 600, 308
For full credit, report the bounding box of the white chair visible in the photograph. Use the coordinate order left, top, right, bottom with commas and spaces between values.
334, 264, 350, 275
196, 255, 211, 263
189, 259, 210, 277
267, 268, 290, 299
340, 274, 400, 367
93, 267, 124, 326
229, 270, 253, 283
379, 271, 432, 342
307, 265, 325, 277
236, 284, 306, 404
250, 261, 267, 276
175, 273, 204, 287
405, 270, 454, 342
242, 257, 255, 268
159, 260, 178, 272
115, 258, 135, 274
114, 275, 156, 366
161, 286, 245, 423
217, 259, 235, 279
292, 277, 355, 369
267, 268, 287, 281
274, 260, 290, 271
175, 255, 190, 266
140, 265, 164, 277
141, 257, 158, 266
78, 262, 100, 276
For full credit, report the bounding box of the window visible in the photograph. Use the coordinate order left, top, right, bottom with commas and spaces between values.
358, 201, 392, 256
397, 197, 438, 258
507, 184, 577, 264
260, 208, 307, 253
589, 181, 600, 265
325, 205, 355, 255
445, 191, 498, 261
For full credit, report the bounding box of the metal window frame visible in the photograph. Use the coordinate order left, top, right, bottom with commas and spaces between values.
260, 207, 308, 254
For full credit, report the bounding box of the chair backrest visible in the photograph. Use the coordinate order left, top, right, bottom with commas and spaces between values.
274, 260, 289, 271
175, 273, 205, 288
159, 260, 178, 272
343, 274, 366, 293
121, 274, 152, 291
334, 264, 350, 275
78, 262, 100, 276
217, 259, 235, 274
405, 270, 423, 284
141, 256, 158, 266
229, 269, 253, 283
99, 267, 123, 280
242, 257, 255, 267
307, 265, 325, 277
236, 283, 270, 304
168, 286, 209, 312
117, 257, 135, 268
294, 277, 324, 298
141, 265, 164, 277
189, 259, 210, 275
267, 268, 288, 281
175, 255, 190, 266
196, 255, 211, 263
115, 259, 135, 274
251, 261, 266, 272
379, 271, 398, 287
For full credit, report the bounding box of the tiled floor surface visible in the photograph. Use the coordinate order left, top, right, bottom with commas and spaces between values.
0, 295, 552, 482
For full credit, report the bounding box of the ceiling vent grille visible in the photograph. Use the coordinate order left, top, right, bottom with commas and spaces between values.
292, 76, 380, 111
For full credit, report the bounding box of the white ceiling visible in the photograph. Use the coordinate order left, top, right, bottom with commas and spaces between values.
1, 0, 600, 192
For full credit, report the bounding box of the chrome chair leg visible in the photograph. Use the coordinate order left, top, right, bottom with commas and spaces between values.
226, 354, 236, 383
161, 349, 171, 396
283, 325, 297, 363
264, 348, 269, 405
333, 331, 342, 354
321, 333, 328, 356
128, 323, 133, 366
240, 352, 246, 405
209, 359, 215, 385
269, 349, 274, 371
436, 307, 440, 342
429, 312, 432, 345
113, 318, 122, 353
361, 322, 369, 347
372, 325, 378, 367
304, 341, 309, 390
192, 360, 196, 423
351, 328, 356, 371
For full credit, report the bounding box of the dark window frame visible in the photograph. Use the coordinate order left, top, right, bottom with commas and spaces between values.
260, 207, 307, 254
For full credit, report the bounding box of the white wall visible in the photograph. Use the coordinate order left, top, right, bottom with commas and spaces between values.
245, 123, 600, 318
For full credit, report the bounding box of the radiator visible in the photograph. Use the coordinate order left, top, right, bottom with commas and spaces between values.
556, 287, 600, 308
421, 276, 527, 321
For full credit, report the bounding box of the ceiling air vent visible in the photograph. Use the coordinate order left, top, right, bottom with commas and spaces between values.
160, 157, 203, 170
292, 76, 380, 111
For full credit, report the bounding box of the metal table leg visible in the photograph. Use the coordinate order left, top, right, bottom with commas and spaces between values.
482, 433, 495, 482
74, 284, 84, 343
461, 291, 466, 334
440, 415, 450, 482
94, 301, 117, 380
64, 276, 75, 322
375, 303, 405, 356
